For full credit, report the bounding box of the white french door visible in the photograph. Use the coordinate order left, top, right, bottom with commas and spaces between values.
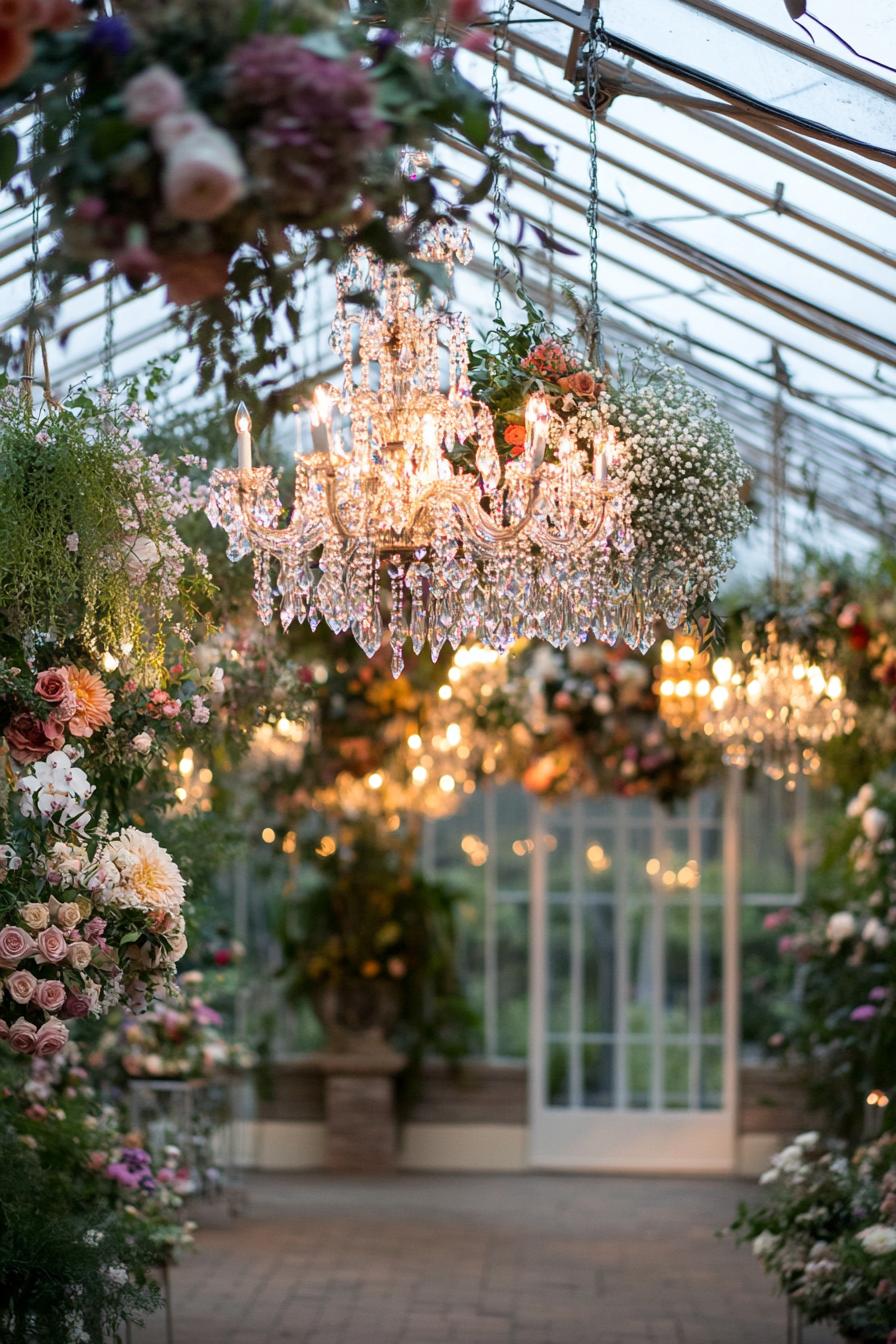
528, 775, 741, 1172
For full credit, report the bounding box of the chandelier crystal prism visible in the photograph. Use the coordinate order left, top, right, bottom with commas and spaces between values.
206, 218, 644, 674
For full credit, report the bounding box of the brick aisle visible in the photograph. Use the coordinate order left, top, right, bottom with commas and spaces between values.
132, 1172, 837, 1344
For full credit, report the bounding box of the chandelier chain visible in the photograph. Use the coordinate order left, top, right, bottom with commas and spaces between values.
581, 2, 606, 365
490, 0, 516, 323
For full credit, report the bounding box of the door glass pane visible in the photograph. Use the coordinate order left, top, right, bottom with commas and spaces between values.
701, 906, 724, 1036
496, 900, 528, 1058
547, 1040, 570, 1107
548, 903, 570, 1035
627, 1044, 651, 1109
664, 902, 690, 1035
582, 904, 615, 1034
626, 903, 652, 1037
700, 1044, 723, 1110
664, 1044, 690, 1110
583, 1042, 613, 1107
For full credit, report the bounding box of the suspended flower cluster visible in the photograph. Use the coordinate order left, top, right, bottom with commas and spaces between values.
469, 325, 752, 651
0, 0, 502, 402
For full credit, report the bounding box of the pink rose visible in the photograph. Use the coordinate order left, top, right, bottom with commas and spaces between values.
162, 130, 246, 222
159, 253, 230, 306
123, 64, 185, 126
7, 1017, 37, 1054
34, 1017, 69, 1056
4, 710, 64, 763
0, 924, 37, 967
67, 941, 92, 971
33, 978, 67, 1013
34, 667, 69, 704
131, 732, 153, 755
7, 968, 37, 1003
0, 1020, 7, 1040
152, 110, 209, 154
35, 926, 68, 964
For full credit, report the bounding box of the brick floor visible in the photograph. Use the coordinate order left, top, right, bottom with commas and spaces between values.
131, 1172, 837, 1344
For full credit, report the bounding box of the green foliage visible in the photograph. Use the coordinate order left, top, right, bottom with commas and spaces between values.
0, 377, 212, 671
0, 1059, 161, 1344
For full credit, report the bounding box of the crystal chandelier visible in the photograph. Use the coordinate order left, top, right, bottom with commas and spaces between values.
205, 210, 639, 675
702, 626, 855, 784
654, 634, 713, 735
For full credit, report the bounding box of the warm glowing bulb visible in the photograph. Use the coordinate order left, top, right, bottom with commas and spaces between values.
438, 685, 452, 701
368, 772, 384, 790
261, 827, 275, 844
646, 858, 661, 876
712, 656, 733, 685
412, 765, 428, 785
178, 753, 194, 777
235, 402, 251, 435
407, 733, 423, 751
439, 774, 456, 793
661, 640, 675, 664
445, 723, 461, 747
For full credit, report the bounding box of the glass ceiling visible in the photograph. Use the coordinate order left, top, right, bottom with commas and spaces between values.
1, 0, 894, 578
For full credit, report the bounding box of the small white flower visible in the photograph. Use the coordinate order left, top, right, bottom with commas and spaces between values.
862, 807, 889, 843
856, 1224, 896, 1256
826, 911, 857, 945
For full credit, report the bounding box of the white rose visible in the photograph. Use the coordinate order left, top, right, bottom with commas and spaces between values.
862, 807, 889, 842
864, 917, 891, 950
758, 1168, 779, 1186
794, 1131, 819, 1149
752, 1231, 780, 1261
827, 911, 857, 944
131, 732, 153, 755
856, 1224, 896, 1256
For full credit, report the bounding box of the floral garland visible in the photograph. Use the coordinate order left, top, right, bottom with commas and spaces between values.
0, 0, 507, 407
733, 1131, 896, 1343
469, 315, 751, 630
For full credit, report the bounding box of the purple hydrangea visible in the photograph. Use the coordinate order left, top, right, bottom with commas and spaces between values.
87, 17, 133, 58
228, 36, 387, 224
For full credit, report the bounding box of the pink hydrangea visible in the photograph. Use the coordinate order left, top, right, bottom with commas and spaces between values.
228, 36, 387, 223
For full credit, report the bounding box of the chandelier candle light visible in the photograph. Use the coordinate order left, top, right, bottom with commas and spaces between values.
207, 220, 637, 675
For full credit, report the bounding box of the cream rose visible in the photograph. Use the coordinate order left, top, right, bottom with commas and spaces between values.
19, 903, 49, 932
7, 969, 37, 1003
67, 941, 93, 972
52, 900, 82, 931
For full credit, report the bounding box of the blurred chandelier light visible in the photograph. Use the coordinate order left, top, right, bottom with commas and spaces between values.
206, 212, 637, 676
702, 627, 855, 784
654, 634, 713, 734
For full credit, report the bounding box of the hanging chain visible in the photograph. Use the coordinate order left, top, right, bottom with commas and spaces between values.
490, 0, 515, 323
770, 344, 789, 603
579, 3, 606, 366
102, 272, 114, 385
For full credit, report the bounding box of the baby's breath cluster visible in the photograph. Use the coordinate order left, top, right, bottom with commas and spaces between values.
608, 353, 752, 621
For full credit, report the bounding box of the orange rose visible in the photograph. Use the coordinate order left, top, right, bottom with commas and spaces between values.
503, 423, 526, 447
558, 371, 597, 399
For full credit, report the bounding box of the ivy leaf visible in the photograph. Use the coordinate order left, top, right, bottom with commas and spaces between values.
510, 130, 553, 171
531, 225, 578, 257
0, 129, 17, 187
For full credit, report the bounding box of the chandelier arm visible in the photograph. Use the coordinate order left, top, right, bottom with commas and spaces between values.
411, 480, 542, 545
528, 494, 612, 553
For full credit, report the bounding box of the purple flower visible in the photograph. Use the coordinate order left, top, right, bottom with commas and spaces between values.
869, 986, 889, 1002
851, 1004, 878, 1022
88, 17, 132, 58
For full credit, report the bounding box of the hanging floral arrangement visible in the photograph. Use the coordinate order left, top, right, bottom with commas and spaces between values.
468, 310, 752, 637
0, 0, 511, 407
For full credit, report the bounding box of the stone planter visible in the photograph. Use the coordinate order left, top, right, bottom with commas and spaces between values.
310, 978, 402, 1055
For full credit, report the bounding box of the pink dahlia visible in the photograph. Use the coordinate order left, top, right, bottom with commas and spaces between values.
228, 36, 387, 223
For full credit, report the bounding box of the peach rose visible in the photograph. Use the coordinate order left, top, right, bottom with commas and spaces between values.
33, 978, 67, 1013
0, 924, 37, 967
8, 1016, 37, 1054
19, 903, 49, 932
7, 968, 37, 1003
52, 901, 82, 931
34, 1017, 68, 1056
35, 926, 68, 964
558, 371, 598, 399
67, 941, 92, 972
